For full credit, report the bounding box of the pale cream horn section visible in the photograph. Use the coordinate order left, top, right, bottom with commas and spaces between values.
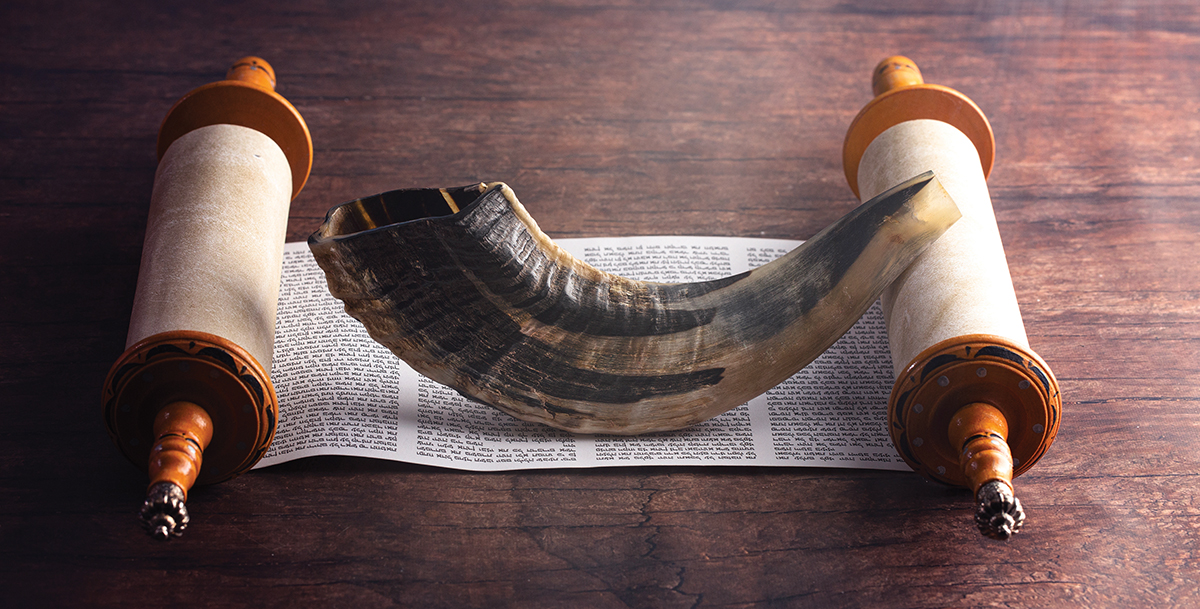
126, 123, 292, 369
856, 119, 1028, 376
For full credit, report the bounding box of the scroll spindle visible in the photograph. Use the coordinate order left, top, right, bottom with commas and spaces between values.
141, 402, 214, 539
843, 56, 1061, 539
948, 403, 1023, 539
871, 55, 923, 96
103, 56, 312, 539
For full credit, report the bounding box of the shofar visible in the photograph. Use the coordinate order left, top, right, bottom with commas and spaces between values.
309, 173, 959, 435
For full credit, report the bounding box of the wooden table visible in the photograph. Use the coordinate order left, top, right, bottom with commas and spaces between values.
4, 1, 1198, 606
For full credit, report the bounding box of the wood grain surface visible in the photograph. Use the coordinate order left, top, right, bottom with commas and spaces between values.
3, 1, 1198, 606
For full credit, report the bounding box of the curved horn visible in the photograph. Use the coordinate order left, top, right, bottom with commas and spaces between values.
309, 173, 959, 434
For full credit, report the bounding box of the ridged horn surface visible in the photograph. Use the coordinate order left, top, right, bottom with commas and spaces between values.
309, 173, 960, 434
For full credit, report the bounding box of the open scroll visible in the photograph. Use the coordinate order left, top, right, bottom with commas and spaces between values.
258, 236, 910, 472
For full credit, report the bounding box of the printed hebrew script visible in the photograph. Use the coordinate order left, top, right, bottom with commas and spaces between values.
258, 237, 908, 472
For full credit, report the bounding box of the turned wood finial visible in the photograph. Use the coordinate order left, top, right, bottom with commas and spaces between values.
225, 56, 277, 90
147, 401, 214, 497
948, 402, 1024, 540
872, 55, 923, 96
948, 402, 1012, 493
141, 402, 215, 539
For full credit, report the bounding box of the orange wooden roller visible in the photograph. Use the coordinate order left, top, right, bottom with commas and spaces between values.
102, 57, 311, 539
843, 57, 1061, 540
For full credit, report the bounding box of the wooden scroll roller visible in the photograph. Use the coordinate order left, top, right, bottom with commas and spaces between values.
843, 56, 1061, 540
102, 57, 312, 539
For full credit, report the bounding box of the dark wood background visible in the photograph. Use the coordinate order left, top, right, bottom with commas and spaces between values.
3, 1, 1198, 606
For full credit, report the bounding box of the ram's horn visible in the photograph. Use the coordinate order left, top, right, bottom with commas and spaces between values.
309, 172, 960, 435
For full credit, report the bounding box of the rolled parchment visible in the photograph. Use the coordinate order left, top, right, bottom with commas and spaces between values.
102, 57, 312, 539
126, 122, 292, 367
843, 57, 1061, 540
862, 120, 1027, 371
